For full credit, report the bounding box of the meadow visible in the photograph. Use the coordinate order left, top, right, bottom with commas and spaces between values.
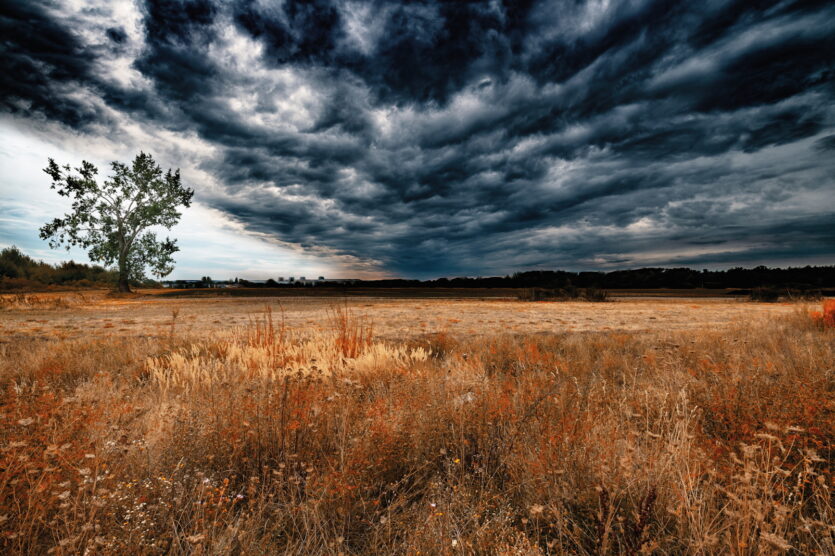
1, 292, 833, 554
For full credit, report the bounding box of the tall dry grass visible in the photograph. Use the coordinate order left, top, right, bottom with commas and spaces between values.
0, 303, 833, 554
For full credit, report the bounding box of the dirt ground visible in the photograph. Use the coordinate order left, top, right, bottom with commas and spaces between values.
0, 289, 805, 342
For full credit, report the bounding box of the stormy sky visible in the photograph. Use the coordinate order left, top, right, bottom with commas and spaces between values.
1, 0, 834, 279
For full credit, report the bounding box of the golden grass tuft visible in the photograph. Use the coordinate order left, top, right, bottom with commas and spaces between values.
810, 299, 835, 329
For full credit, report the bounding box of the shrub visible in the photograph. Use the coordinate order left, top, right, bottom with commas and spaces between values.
0, 246, 119, 290
810, 299, 835, 328
749, 287, 781, 302
517, 287, 559, 301
517, 287, 609, 302
785, 289, 824, 301
582, 286, 609, 302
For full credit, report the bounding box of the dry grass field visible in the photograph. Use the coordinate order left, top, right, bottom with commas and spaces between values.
0, 290, 803, 342
1, 292, 833, 554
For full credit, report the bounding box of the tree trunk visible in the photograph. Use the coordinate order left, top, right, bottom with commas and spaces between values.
117, 254, 131, 293
117, 275, 131, 293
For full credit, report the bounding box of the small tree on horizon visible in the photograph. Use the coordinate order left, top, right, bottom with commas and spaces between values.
39, 152, 193, 292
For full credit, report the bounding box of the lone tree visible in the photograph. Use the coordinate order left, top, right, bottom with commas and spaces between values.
40, 152, 193, 292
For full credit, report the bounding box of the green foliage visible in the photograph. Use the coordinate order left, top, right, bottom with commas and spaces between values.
0, 246, 28, 278
0, 246, 119, 290
39, 152, 193, 291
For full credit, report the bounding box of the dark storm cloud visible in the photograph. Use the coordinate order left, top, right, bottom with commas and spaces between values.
106, 27, 128, 44
0, 2, 101, 127
1, 0, 834, 276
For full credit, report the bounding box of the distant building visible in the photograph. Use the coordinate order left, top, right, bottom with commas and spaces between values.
319, 278, 360, 285
162, 279, 203, 288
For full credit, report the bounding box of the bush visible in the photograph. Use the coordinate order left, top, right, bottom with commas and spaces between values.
784, 289, 823, 301
810, 299, 835, 328
0, 246, 119, 290
0, 259, 20, 278
583, 286, 609, 302
0, 277, 38, 291
517, 286, 610, 302
749, 287, 781, 302
517, 287, 559, 301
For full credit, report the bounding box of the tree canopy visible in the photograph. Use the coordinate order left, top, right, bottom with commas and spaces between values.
39, 152, 193, 292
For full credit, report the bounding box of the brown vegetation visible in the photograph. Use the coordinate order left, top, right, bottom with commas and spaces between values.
1, 299, 833, 554
0, 246, 119, 291
0, 292, 93, 311
517, 287, 610, 302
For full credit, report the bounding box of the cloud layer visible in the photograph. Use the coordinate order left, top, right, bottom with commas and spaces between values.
2, 0, 834, 277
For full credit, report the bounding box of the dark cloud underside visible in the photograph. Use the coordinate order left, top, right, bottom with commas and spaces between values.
2, 0, 834, 276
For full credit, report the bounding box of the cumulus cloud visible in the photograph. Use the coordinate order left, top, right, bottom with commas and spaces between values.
1, 0, 833, 277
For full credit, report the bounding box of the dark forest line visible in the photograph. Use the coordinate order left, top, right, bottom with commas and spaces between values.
244, 266, 835, 292
2, 244, 834, 292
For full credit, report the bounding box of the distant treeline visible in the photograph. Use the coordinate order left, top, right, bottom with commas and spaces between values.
355, 266, 835, 291
3, 243, 834, 292
0, 246, 120, 290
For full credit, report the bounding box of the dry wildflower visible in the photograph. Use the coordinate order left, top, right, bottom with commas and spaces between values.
760, 532, 793, 551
